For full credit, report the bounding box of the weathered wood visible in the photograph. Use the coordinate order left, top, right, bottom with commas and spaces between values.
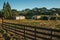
1, 22, 60, 40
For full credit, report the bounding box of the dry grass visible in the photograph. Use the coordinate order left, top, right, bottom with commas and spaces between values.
0, 18, 60, 29
1, 19, 60, 29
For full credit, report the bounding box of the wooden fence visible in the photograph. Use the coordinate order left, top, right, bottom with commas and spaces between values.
1, 22, 60, 40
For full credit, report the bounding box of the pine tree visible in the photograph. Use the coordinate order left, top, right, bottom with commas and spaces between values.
3, 2, 12, 19
3, 2, 7, 18
7, 2, 12, 18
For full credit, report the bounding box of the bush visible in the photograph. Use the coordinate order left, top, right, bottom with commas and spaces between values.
50, 17, 56, 20
40, 16, 48, 20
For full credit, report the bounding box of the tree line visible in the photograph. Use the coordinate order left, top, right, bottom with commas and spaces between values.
0, 2, 60, 19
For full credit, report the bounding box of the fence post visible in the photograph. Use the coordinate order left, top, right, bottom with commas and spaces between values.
50, 29, 52, 40
2, 17, 4, 27
24, 26, 26, 40
35, 26, 36, 40
34, 22, 37, 40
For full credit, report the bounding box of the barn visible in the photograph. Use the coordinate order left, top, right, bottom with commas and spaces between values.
32, 15, 41, 20
16, 16, 26, 20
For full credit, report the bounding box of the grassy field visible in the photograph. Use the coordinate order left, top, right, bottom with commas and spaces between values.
0, 19, 60, 29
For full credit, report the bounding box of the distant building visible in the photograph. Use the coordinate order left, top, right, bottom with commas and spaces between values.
53, 13, 59, 16
32, 15, 41, 20
16, 16, 25, 20
55, 13, 59, 16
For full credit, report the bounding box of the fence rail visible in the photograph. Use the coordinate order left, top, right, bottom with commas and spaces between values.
1, 22, 60, 40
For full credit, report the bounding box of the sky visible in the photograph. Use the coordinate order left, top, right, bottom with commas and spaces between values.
0, 0, 60, 10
